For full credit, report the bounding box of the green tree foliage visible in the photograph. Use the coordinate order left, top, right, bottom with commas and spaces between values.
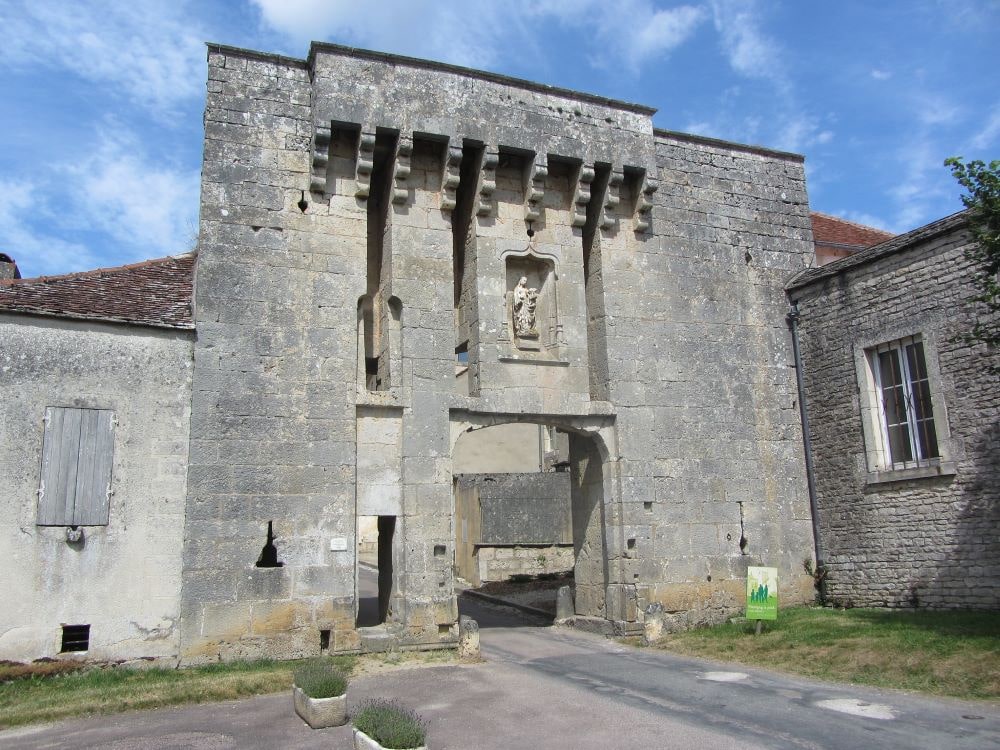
945, 157, 1000, 348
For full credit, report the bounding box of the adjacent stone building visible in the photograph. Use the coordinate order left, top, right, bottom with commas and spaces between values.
0, 256, 195, 661
788, 211, 999, 609
1, 41, 823, 664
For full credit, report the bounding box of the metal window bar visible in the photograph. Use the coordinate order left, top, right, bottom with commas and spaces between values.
870, 336, 939, 470
904, 341, 939, 460
60, 624, 90, 652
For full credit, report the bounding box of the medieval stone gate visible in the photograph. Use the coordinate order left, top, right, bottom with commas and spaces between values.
174, 42, 816, 662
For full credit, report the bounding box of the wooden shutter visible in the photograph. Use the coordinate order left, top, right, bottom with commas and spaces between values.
37, 407, 82, 525
36, 407, 115, 526
73, 409, 115, 525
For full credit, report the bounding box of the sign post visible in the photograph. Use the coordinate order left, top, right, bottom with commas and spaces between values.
746, 566, 778, 634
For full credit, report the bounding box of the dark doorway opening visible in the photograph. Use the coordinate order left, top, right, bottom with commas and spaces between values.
356, 514, 397, 627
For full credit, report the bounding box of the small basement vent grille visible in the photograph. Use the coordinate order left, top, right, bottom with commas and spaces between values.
61, 624, 90, 652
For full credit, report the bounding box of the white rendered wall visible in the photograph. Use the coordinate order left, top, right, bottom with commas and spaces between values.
0, 315, 193, 663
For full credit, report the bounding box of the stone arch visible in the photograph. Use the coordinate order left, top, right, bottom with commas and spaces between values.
449, 410, 625, 623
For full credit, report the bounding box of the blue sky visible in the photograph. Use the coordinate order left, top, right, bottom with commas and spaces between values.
2, 0, 998, 279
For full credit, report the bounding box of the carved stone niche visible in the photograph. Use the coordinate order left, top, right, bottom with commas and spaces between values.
499, 250, 565, 360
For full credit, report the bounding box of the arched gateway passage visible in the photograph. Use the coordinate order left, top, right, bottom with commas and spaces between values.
449, 411, 625, 625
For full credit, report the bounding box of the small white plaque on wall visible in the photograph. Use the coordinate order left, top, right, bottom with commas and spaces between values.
329, 537, 348, 552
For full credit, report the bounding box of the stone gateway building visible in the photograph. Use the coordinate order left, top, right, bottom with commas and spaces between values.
4, 41, 831, 664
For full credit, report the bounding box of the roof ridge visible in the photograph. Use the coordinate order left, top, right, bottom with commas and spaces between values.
789, 209, 970, 291
0, 252, 196, 287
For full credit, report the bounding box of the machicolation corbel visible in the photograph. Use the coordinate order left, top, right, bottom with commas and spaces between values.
310, 124, 331, 197
391, 134, 413, 204
599, 169, 623, 230
441, 142, 463, 211
572, 164, 595, 228
634, 172, 658, 232
524, 154, 548, 223
355, 130, 376, 199
477, 149, 499, 216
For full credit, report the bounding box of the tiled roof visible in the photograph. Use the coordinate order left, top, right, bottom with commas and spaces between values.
789, 210, 969, 291
0, 254, 196, 330
810, 212, 895, 250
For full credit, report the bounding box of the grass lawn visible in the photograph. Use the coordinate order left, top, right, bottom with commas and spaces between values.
648, 606, 1000, 701
0, 650, 456, 729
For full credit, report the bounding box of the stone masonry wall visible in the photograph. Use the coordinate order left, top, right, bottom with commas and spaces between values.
791, 221, 999, 608
0, 316, 192, 663
454, 472, 574, 585
185, 42, 819, 658
613, 133, 818, 626
183, 49, 363, 661
476, 547, 575, 584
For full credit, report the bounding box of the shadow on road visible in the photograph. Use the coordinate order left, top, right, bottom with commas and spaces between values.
457, 591, 553, 629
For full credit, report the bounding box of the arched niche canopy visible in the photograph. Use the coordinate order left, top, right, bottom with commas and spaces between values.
498, 245, 566, 360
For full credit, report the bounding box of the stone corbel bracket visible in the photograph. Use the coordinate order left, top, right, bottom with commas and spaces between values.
571, 164, 595, 228
391, 134, 413, 204
440, 142, 463, 211
476, 149, 499, 217
524, 154, 548, 223
310, 123, 331, 197
634, 172, 659, 232
355, 130, 376, 199
599, 169, 623, 230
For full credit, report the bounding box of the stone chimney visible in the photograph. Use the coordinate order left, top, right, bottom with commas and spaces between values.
0, 253, 21, 280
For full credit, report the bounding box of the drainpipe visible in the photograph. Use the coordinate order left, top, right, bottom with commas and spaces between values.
786, 301, 826, 604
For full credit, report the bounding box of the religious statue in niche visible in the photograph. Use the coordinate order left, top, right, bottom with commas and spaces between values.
512, 276, 539, 338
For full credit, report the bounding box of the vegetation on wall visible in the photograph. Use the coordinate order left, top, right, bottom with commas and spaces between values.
945, 157, 1000, 351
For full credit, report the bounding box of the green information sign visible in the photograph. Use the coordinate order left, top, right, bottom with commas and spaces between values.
746, 566, 778, 620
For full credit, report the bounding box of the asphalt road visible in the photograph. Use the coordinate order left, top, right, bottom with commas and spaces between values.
2, 568, 998, 749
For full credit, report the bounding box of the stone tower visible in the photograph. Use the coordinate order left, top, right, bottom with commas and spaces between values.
180, 42, 817, 661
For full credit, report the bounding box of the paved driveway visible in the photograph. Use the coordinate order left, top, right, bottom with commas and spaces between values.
2, 581, 998, 749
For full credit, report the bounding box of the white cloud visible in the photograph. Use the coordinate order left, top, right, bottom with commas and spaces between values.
68, 126, 201, 257
870, 69, 892, 81
251, 0, 527, 68
885, 136, 955, 233
914, 92, 962, 127
775, 114, 835, 152
934, 0, 1000, 31
708, 0, 786, 89
0, 123, 199, 279
696, 0, 837, 155
0, 179, 102, 278
249, 0, 706, 71
607, 3, 708, 71
970, 103, 1000, 150
0, 0, 205, 114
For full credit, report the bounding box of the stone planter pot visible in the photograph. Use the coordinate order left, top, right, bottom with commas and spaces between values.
292, 685, 347, 729
353, 727, 427, 750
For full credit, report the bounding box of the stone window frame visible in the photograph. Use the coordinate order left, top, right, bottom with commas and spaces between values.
854, 329, 956, 484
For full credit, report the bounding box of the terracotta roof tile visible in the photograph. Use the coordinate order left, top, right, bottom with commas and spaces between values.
811, 212, 895, 250
0, 254, 196, 329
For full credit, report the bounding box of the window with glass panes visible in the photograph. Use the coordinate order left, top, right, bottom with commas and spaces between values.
868, 337, 939, 468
